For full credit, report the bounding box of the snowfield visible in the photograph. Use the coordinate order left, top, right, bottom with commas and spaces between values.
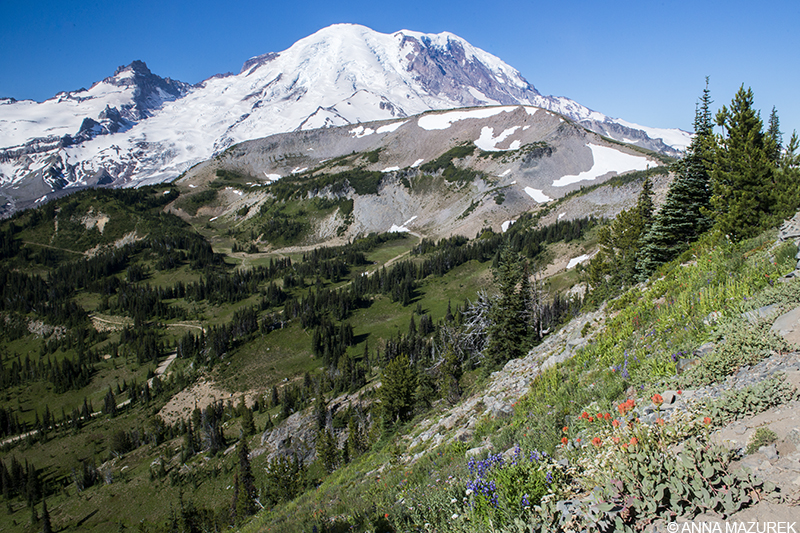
524, 187, 552, 203
417, 107, 517, 130
552, 144, 653, 187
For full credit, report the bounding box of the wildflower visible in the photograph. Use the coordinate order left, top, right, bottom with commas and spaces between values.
592, 437, 602, 447
581, 411, 589, 419
588, 416, 594, 422
629, 437, 638, 446
677, 390, 682, 395
656, 418, 665, 426
561, 437, 568, 445
703, 416, 711, 425
562, 426, 569, 433
575, 438, 581, 443
612, 437, 620, 444
612, 419, 620, 428
652, 394, 663, 406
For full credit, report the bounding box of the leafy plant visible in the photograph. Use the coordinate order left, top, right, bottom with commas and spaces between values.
746, 426, 778, 454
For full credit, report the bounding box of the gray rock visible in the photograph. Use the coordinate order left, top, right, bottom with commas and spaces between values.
759, 444, 779, 461
695, 342, 716, 357
677, 358, 700, 374
661, 390, 678, 405
788, 428, 800, 447
742, 304, 780, 324
466, 444, 493, 457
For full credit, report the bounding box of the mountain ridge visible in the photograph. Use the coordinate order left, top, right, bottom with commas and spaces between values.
0, 23, 689, 215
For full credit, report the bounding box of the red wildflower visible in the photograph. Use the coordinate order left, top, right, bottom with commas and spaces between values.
703, 416, 711, 425
652, 394, 664, 406
588, 416, 594, 422
592, 437, 602, 447
629, 437, 638, 446
604, 412, 612, 420
612, 437, 620, 444
581, 411, 589, 419
561, 437, 568, 445
656, 418, 665, 426
612, 419, 620, 428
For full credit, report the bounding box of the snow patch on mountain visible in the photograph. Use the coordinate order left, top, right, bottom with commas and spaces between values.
614, 118, 692, 151
552, 144, 653, 187
524, 187, 552, 203
475, 126, 522, 151
417, 107, 516, 131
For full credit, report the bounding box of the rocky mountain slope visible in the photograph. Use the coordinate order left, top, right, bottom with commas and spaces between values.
173, 105, 670, 244
0, 24, 689, 215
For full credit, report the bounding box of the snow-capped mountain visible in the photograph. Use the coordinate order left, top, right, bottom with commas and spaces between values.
0, 23, 689, 212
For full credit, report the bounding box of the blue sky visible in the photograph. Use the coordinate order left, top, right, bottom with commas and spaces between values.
1, 0, 798, 135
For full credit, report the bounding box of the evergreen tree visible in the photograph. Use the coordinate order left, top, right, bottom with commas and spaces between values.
639, 81, 715, 276
41, 499, 52, 533
379, 354, 417, 425
767, 106, 783, 163
315, 428, 339, 473
239, 400, 256, 437
585, 176, 654, 299
232, 439, 257, 523
438, 348, 462, 405
345, 417, 365, 461
485, 245, 528, 369
710, 85, 777, 240
775, 130, 800, 219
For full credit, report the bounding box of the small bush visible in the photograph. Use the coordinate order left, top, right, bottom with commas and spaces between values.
746, 426, 778, 454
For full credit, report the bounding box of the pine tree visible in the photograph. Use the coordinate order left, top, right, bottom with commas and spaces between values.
485, 245, 528, 369
775, 130, 800, 219
238, 399, 256, 437
379, 354, 417, 425
232, 439, 257, 523
710, 85, 776, 240
41, 499, 52, 533
767, 106, 783, 164
638, 80, 715, 276
315, 428, 339, 473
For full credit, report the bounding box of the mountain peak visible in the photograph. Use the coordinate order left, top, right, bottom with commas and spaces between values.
113, 60, 152, 79
0, 23, 689, 208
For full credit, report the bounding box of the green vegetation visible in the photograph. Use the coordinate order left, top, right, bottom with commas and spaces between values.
746, 426, 778, 454
420, 143, 482, 182
2, 82, 799, 533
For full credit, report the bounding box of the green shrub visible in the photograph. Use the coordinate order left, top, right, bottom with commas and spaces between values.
681, 319, 789, 387
705, 376, 799, 424
746, 426, 778, 454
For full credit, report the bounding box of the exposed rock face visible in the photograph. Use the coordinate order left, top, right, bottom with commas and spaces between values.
181, 105, 667, 242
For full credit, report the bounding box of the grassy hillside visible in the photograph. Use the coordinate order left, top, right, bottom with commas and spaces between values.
0, 184, 599, 532
2, 158, 798, 532
241, 229, 800, 533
